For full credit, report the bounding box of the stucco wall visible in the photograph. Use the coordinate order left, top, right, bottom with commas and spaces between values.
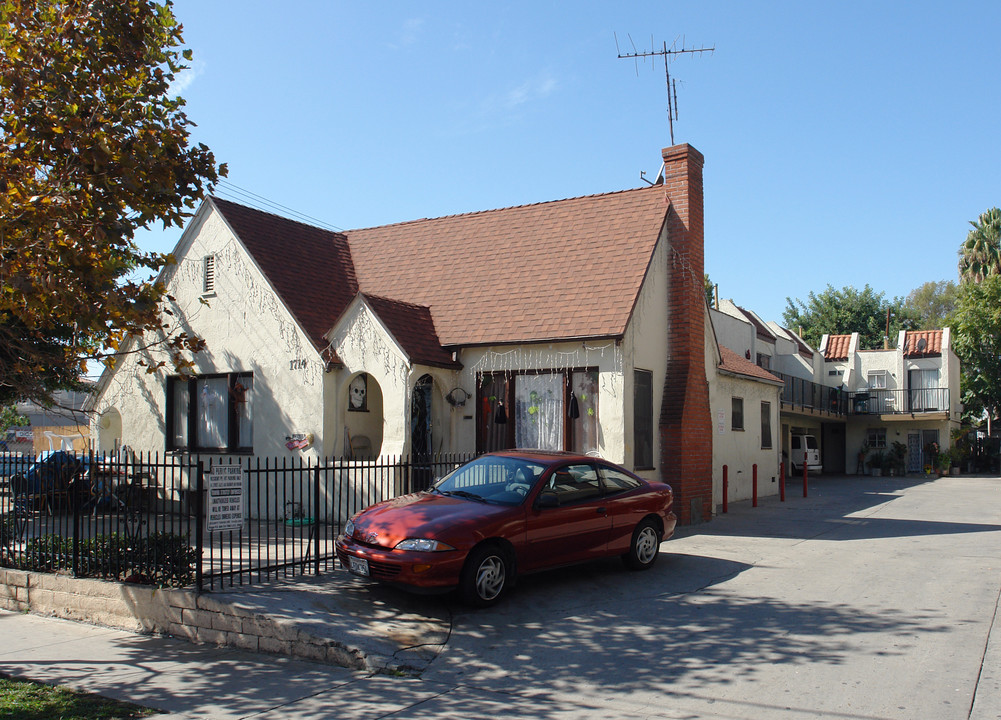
92, 206, 327, 460
710, 372, 782, 505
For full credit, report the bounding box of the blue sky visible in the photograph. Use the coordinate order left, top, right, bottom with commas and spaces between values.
144, 1, 1001, 324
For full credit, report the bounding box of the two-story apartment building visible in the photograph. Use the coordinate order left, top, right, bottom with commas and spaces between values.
713, 299, 961, 478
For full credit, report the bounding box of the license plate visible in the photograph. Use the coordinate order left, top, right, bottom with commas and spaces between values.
348, 557, 370, 577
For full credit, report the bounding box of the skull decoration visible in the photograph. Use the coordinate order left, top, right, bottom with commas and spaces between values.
349, 374, 367, 410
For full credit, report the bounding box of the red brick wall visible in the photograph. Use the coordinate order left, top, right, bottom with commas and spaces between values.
658, 144, 713, 524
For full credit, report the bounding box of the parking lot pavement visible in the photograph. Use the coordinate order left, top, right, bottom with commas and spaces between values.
2, 473, 1000, 720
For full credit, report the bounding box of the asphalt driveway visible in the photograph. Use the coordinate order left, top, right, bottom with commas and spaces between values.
2, 473, 999, 719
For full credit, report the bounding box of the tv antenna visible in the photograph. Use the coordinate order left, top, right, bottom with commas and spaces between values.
616, 34, 714, 145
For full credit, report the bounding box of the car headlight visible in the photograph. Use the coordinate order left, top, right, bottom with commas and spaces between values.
343, 518, 355, 538
394, 538, 455, 552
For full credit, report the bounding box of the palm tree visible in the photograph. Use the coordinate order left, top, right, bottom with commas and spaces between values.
959, 207, 1001, 283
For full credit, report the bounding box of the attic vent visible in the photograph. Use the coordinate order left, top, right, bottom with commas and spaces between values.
202, 255, 216, 295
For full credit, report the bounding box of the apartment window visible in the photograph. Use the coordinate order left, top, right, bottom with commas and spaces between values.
167, 372, 253, 452
866, 428, 887, 449
761, 401, 772, 449
828, 369, 843, 377
756, 353, 770, 370
634, 370, 654, 469
731, 397, 744, 431
202, 255, 216, 295
868, 370, 887, 389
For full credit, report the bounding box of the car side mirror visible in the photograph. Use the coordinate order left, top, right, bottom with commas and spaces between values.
536, 490, 560, 509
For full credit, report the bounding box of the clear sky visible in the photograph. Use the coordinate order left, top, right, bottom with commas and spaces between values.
142, 0, 1001, 325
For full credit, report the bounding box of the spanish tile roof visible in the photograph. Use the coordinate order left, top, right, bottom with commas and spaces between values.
210, 197, 358, 354
903, 330, 943, 357
345, 186, 669, 346
824, 334, 852, 361
718, 346, 784, 385
363, 295, 462, 369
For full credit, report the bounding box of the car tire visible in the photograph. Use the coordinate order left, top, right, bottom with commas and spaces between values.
460, 543, 511, 607
622, 518, 661, 571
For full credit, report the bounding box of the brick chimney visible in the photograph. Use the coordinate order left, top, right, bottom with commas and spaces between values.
658, 144, 712, 524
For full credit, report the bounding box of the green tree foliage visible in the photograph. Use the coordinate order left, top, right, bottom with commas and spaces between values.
0, 0, 225, 407
951, 275, 1001, 426
0, 404, 27, 435
704, 273, 714, 308
783, 284, 918, 350
958, 207, 1001, 283
903, 280, 958, 329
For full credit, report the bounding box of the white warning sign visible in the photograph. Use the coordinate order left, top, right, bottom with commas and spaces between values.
207, 464, 244, 532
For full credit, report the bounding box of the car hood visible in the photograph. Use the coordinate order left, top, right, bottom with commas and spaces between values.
348, 492, 513, 549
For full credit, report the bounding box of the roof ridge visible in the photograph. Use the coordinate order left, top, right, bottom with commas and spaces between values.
344, 185, 661, 233
209, 195, 346, 238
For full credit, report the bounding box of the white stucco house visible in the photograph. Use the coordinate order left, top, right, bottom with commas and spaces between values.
91, 143, 716, 524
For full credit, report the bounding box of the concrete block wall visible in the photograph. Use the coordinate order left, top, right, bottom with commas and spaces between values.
0, 569, 367, 670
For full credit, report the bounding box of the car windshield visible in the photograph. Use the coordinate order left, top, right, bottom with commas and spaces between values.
432, 456, 546, 506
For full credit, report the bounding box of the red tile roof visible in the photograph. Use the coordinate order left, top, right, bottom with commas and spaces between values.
345, 186, 669, 346
363, 295, 462, 369
824, 334, 852, 361
211, 197, 357, 354
718, 346, 783, 385
903, 330, 943, 357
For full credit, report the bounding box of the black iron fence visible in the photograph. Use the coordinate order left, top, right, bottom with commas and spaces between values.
0, 451, 473, 591
848, 388, 951, 415
776, 372, 848, 415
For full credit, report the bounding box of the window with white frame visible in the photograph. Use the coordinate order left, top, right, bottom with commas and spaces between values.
868, 370, 887, 389
167, 373, 253, 452
866, 428, 887, 449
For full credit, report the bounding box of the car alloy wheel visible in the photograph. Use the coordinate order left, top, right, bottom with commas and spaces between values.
461, 544, 510, 606
623, 519, 660, 570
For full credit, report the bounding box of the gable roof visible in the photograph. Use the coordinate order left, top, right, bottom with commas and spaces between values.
824, 334, 852, 361
344, 186, 669, 346
735, 305, 776, 342
363, 295, 462, 369
902, 330, 943, 358
718, 346, 784, 385
210, 196, 358, 354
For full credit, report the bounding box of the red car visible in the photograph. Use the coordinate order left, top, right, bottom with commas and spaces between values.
335, 450, 677, 606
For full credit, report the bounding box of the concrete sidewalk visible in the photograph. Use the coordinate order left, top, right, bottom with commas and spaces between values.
2, 473, 1000, 719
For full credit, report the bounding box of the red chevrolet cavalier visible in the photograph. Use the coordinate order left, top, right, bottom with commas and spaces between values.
335, 450, 677, 606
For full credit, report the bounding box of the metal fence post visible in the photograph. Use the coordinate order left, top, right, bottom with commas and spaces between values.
195, 459, 205, 592
313, 463, 321, 576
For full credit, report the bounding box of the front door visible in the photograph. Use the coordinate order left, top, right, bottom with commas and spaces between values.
907, 433, 923, 473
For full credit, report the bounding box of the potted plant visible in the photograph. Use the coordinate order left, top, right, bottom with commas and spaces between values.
857, 442, 870, 474
937, 448, 952, 476
889, 441, 907, 476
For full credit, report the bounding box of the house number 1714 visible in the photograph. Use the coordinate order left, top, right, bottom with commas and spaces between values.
290, 359, 308, 371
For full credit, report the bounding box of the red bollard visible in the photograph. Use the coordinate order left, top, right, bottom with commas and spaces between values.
780, 461, 786, 502
803, 458, 809, 498
722, 465, 728, 513
752, 463, 758, 507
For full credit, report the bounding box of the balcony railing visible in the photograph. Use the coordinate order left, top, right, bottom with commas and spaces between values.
775, 372, 848, 415
848, 388, 950, 415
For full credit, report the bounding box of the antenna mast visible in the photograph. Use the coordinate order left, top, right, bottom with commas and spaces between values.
616, 36, 714, 145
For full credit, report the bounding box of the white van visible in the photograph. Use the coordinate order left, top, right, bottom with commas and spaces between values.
789, 434, 822, 473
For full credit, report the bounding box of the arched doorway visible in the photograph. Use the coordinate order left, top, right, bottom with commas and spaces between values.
411, 374, 433, 457
410, 375, 434, 490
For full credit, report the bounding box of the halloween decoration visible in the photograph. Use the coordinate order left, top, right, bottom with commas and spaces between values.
348, 374, 367, 411
568, 390, 580, 419
494, 400, 507, 424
